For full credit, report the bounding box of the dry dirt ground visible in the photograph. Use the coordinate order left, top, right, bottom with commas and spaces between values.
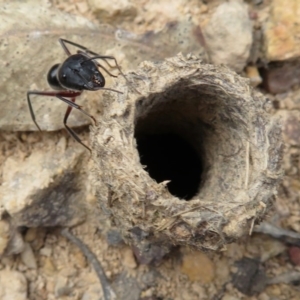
1, 0, 300, 299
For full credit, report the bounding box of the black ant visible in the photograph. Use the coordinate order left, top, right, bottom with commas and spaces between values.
27, 38, 126, 152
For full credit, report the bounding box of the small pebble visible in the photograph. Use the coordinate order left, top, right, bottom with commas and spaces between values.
106, 230, 123, 246
123, 247, 137, 269
24, 228, 37, 243
54, 276, 71, 297
200, 4, 208, 13
112, 272, 141, 300
31, 228, 46, 251
76, 2, 89, 14
0, 219, 10, 255
289, 246, 300, 265
81, 284, 103, 300
245, 65, 262, 87
87, 0, 137, 23
261, 63, 300, 94
264, 0, 300, 61
20, 242, 37, 269
258, 292, 271, 300
43, 257, 56, 276
180, 250, 215, 283
222, 296, 240, 300
204, 1, 252, 72
46, 280, 55, 294
0, 270, 27, 300
231, 257, 267, 296
5, 230, 25, 256
39, 246, 52, 257
266, 284, 282, 297
73, 248, 87, 268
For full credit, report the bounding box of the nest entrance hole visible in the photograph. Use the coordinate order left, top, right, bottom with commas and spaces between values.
133, 87, 217, 200
136, 133, 203, 200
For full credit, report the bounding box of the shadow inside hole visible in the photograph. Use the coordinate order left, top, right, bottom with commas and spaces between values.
136, 133, 203, 200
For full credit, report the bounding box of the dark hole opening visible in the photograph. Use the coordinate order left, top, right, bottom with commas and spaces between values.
136, 133, 203, 200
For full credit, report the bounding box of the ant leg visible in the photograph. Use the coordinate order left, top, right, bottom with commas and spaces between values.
59, 39, 72, 56
27, 91, 42, 131
58, 39, 140, 93
63, 99, 91, 152
75, 50, 117, 70
85, 56, 141, 94
83, 55, 126, 79
77, 50, 118, 78
97, 64, 117, 78
87, 56, 116, 70
93, 87, 123, 94
27, 90, 96, 124
59, 40, 127, 80
27, 90, 84, 130
74, 71, 123, 94
56, 95, 97, 125
82, 56, 142, 95
82, 55, 140, 93
59, 38, 99, 57
77, 51, 118, 78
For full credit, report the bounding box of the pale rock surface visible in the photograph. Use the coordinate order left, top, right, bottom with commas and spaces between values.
122, 247, 137, 269
88, 0, 137, 23
0, 270, 27, 300
264, 0, 300, 61
0, 220, 10, 256
222, 296, 240, 300
204, 0, 252, 72
277, 110, 300, 146
81, 284, 104, 300
0, 145, 86, 227
20, 243, 37, 269
245, 65, 262, 87
4, 229, 25, 256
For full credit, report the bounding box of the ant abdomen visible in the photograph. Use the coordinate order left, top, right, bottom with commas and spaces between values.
47, 64, 63, 90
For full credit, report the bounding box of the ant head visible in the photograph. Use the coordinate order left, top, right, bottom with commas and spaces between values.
57, 54, 105, 91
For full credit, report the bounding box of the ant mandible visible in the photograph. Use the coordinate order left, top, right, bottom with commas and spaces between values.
27, 38, 126, 152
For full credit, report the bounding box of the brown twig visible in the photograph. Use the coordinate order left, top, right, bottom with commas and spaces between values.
61, 228, 114, 300
267, 272, 300, 285
254, 222, 300, 246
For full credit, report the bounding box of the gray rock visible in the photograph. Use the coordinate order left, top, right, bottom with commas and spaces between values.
0, 219, 11, 256
88, 0, 137, 23
0, 218, 26, 257
5, 228, 25, 256
231, 257, 267, 296
20, 243, 37, 269
39, 246, 52, 257
0, 145, 87, 227
106, 230, 124, 246
204, 1, 253, 72
112, 272, 141, 300
81, 284, 103, 300
54, 276, 72, 298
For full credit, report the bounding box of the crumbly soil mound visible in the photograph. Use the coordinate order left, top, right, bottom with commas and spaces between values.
91, 54, 283, 252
